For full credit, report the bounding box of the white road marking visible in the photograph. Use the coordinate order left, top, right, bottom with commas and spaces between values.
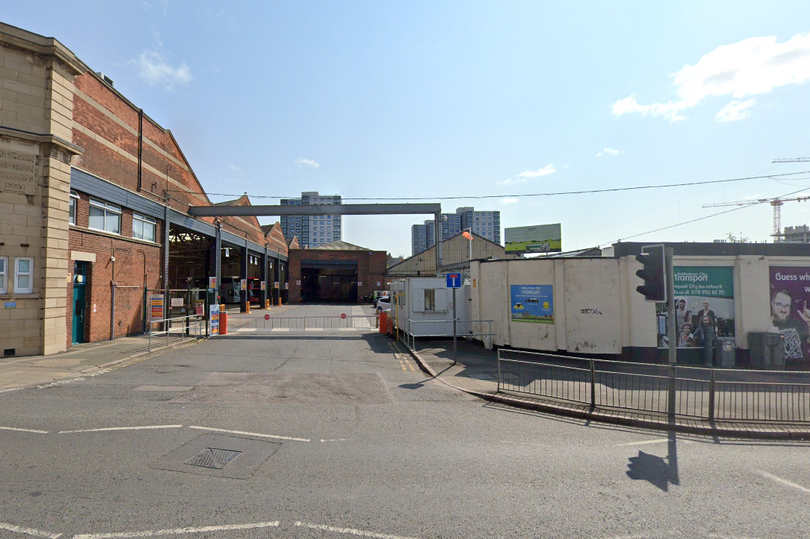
0, 521, 61, 538
321, 438, 349, 443
59, 425, 182, 434
295, 522, 418, 539
271, 328, 290, 332
72, 521, 279, 538
0, 426, 49, 434
757, 470, 810, 493
614, 439, 693, 447
189, 425, 310, 442
237, 328, 257, 332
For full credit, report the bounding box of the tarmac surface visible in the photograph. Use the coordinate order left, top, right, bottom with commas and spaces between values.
2, 308, 809, 440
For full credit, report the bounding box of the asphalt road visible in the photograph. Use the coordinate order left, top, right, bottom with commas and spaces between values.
1, 304, 809, 539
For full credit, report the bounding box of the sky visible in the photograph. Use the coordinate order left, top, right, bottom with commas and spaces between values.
6, 1, 810, 257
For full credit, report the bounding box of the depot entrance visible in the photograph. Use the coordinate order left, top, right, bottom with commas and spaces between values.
301, 260, 358, 303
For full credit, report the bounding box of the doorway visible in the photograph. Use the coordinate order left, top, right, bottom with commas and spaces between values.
72, 261, 88, 344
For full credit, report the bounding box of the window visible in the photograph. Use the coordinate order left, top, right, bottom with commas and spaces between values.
0, 257, 6, 294
425, 289, 436, 311
88, 198, 121, 234
133, 213, 157, 242
69, 191, 79, 225
15, 257, 33, 294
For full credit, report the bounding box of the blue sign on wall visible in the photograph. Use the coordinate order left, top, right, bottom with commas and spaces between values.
510, 285, 554, 324
446, 273, 462, 288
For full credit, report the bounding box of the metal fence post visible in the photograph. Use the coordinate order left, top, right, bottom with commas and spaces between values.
708, 368, 716, 422
496, 348, 502, 392
590, 359, 596, 406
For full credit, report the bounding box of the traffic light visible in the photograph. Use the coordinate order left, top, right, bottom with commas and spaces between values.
635, 245, 666, 302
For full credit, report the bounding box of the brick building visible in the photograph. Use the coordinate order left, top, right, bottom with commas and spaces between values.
287, 241, 387, 303
0, 22, 288, 356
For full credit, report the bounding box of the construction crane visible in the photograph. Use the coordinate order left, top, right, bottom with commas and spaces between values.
702, 196, 810, 241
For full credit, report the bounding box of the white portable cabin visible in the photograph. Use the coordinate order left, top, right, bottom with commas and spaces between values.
388, 277, 472, 339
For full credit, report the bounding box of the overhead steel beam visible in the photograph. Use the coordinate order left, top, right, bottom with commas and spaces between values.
188, 203, 441, 217
189, 202, 445, 276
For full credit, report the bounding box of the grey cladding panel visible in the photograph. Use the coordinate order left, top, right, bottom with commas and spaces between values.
71, 168, 164, 219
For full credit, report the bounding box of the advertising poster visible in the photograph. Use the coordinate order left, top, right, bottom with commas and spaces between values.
511, 285, 554, 324
769, 267, 810, 359
657, 267, 735, 348
209, 303, 220, 335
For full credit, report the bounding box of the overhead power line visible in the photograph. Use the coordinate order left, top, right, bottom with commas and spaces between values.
172, 170, 810, 202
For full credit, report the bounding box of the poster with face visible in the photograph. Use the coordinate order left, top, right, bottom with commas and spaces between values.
657, 267, 735, 348
769, 267, 810, 360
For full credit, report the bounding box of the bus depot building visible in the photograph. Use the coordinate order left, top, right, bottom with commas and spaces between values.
0, 23, 288, 357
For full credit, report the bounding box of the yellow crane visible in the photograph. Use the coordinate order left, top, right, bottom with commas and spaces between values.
702, 196, 810, 241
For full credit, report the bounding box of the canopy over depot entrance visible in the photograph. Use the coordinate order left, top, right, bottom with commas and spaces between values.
301, 260, 358, 303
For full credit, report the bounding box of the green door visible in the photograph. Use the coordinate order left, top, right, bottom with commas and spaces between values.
72, 262, 87, 344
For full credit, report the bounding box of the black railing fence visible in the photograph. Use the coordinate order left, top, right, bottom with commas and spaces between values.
497, 349, 810, 423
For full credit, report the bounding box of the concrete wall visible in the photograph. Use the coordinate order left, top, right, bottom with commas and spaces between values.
473, 254, 810, 358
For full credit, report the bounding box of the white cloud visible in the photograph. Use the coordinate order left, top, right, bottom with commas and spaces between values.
715, 99, 756, 122
500, 197, 519, 205
613, 33, 810, 122
596, 147, 622, 157
295, 158, 320, 168
497, 177, 528, 186
134, 51, 192, 89
517, 164, 556, 178
229, 164, 241, 172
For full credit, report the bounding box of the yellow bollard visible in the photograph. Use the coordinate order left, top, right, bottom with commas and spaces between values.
246, 301, 251, 314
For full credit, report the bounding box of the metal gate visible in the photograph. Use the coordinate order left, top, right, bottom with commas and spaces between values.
226, 315, 379, 333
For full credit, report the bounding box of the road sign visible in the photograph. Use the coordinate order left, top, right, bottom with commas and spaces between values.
341, 313, 346, 319
446, 272, 462, 288
264, 314, 270, 320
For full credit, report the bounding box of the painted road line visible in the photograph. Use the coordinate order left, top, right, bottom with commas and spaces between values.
614, 438, 693, 447
398, 360, 407, 371
3, 522, 61, 539
59, 425, 182, 434
321, 438, 349, 442
306, 328, 324, 332
73, 521, 280, 538
0, 522, 61, 538
189, 425, 310, 442
271, 328, 290, 332
0, 426, 49, 434
295, 522, 418, 539
757, 470, 810, 493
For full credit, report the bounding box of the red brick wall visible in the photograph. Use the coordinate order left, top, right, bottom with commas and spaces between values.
67, 191, 163, 346
287, 249, 387, 303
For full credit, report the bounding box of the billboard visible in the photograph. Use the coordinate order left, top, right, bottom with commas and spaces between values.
510, 285, 554, 324
769, 267, 810, 359
655, 267, 735, 349
505, 224, 562, 254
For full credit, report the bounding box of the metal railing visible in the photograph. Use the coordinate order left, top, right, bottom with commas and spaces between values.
148, 314, 205, 352
226, 315, 379, 332
497, 349, 810, 423
403, 318, 494, 351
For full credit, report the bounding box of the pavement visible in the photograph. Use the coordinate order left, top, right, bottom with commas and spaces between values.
3, 310, 809, 440
404, 337, 810, 441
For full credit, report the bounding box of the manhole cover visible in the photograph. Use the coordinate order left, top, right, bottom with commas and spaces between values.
184, 447, 242, 469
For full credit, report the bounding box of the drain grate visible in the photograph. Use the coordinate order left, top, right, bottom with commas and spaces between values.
184, 447, 242, 469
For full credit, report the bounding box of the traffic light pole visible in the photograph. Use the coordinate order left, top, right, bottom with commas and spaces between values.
666, 247, 677, 419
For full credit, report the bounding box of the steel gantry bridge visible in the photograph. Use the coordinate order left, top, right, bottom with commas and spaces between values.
188, 203, 446, 275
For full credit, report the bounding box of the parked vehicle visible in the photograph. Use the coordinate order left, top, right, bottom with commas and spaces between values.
376, 297, 392, 312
